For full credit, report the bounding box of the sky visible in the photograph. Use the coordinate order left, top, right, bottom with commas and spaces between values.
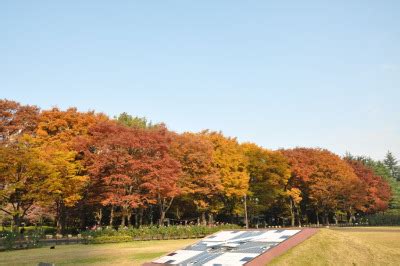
1, 1, 399, 160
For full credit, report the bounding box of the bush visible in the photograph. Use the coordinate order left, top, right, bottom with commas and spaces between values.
24, 229, 44, 249
0, 231, 18, 250
0, 226, 56, 235
87, 235, 133, 244
82, 224, 241, 244
0, 228, 44, 250
366, 213, 400, 225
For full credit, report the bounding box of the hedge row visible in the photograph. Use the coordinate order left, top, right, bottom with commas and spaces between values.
83, 224, 241, 244
366, 214, 400, 225
0, 230, 43, 250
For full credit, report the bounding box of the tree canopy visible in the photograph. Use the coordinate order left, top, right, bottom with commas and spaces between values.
0, 99, 397, 231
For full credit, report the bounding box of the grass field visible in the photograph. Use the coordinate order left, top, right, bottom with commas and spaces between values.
0, 239, 197, 266
270, 227, 400, 266
1, 227, 399, 265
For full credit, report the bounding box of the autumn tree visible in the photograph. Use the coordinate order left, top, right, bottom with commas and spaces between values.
283, 148, 363, 225
39, 144, 88, 232
241, 143, 290, 225
346, 159, 391, 213
170, 132, 222, 224
137, 125, 182, 225
37, 107, 107, 145
78, 121, 181, 226
344, 154, 400, 213
0, 99, 39, 143
0, 100, 42, 229
0, 135, 47, 229
1, 99, 396, 228
201, 131, 249, 221
35, 107, 105, 231
78, 121, 148, 226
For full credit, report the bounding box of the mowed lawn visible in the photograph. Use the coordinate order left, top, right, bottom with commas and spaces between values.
0, 239, 197, 266
1, 227, 400, 266
270, 227, 400, 266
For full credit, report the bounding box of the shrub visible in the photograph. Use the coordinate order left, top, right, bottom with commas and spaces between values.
0, 231, 18, 250
82, 224, 242, 244
366, 213, 400, 225
87, 235, 133, 244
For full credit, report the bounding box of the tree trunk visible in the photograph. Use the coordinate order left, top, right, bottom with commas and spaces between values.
138, 208, 143, 227
201, 212, 206, 225
316, 211, 320, 226
208, 213, 214, 225
120, 206, 128, 227
348, 208, 354, 224
127, 209, 132, 227
12, 214, 21, 232
159, 211, 166, 226
324, 213, 329, 225
296, 206, 302, 227
95, 208, 103, 226
149, 205, 153, 226
121, 214, 126, 227
289, 198, 295, 227
158, 197, 174, 226
79, 201, 86, 230
134, 212, 138, 228
244, 195, 249, 229
109, 206, 114, 226
56, 201, 66, 234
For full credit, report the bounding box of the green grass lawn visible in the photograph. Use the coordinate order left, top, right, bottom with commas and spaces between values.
270, 227, 400, 266
0, 239, 197, 266
1, 227, 400, 266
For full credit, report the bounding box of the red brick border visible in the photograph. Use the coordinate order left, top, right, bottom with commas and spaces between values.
245, 228, 319, 266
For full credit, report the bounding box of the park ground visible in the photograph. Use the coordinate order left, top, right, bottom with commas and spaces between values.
0, 227, 399, 266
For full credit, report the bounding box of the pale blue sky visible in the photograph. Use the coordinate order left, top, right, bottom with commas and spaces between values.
1, 1, 399, 159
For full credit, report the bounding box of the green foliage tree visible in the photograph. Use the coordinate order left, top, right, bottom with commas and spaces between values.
241, 143, 290, 225
384, 151, 399, 179
344, 153, 400, 215
115, 112, 152, 129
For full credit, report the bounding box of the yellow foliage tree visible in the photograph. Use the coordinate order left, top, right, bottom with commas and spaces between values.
201, 131, 249, 219
242, 142, 291, 224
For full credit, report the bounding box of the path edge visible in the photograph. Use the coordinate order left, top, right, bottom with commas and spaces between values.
245, 228, 319, 266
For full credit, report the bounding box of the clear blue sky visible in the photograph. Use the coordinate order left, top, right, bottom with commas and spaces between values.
1, 1, 399, 160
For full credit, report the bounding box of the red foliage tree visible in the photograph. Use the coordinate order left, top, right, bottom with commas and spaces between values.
78, 121, 181, 226
346, 159, 391, 213
283, 148, 365, 224
0, 99, 39, 142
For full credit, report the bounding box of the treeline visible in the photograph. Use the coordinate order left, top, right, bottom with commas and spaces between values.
0, 99, 398, 232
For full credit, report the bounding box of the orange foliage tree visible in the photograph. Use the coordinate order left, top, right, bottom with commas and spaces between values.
0, 99, 39, 142
34, 107, 105, 232
282, 148, 367, 225
0, 99, 395, 229
170, 132, 222, 224
78, 121, 181, 226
